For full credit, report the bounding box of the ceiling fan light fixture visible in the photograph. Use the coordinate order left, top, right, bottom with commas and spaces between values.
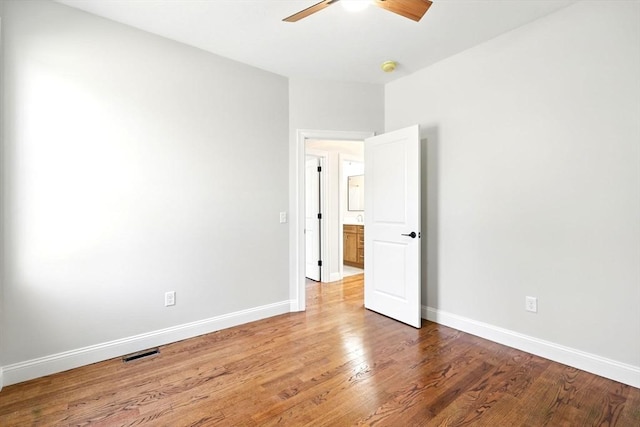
283, 0, 432, 23
341, 0, 370, 13
381, 60, 397, 73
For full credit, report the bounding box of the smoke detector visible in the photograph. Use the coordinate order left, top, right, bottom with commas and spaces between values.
381, 61, 397, 73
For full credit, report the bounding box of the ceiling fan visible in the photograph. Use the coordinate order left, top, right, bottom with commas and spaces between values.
283, 0, 433, 23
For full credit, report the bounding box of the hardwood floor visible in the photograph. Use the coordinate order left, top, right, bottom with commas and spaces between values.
1, 274, 639, 426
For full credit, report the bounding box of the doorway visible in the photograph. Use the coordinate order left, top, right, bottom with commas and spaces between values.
305, 139, 365, 283
294, 126, 423, 329
293, 130, 374, 312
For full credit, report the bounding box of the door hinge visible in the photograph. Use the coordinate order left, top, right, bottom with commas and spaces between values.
317, 166, 322, 172
317, 213, 322, 219
318, 260, 322, 267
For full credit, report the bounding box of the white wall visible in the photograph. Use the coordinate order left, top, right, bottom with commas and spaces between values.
1, 0, 289, 385
386, 1, 640, 385
289, 79, 384, 136
0, 0, 5, 390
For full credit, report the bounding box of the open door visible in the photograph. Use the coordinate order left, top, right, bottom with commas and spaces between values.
305, 156, 322, 281
364, 125, 421, 328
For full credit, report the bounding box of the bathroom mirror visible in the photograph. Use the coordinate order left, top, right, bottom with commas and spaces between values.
348, 175, 364, 211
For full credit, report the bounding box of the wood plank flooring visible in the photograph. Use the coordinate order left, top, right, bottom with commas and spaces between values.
1, 274, 639, 426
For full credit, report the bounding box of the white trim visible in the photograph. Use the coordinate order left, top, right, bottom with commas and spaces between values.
292, 129, 374, 310
423, 305, 640, 388
0, 367, 3, 391
2, 300, 291, 387
329, 272, 342, 282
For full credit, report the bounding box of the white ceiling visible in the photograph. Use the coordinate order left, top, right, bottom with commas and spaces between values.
55, 0, 577, 84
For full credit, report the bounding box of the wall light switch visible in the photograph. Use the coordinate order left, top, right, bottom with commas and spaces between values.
279, 211, 287, 223
165, 291, 176, 307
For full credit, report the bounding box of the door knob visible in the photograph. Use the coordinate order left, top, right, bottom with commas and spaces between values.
401, 232, 417, 238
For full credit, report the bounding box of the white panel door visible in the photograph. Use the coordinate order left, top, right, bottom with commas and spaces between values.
364, 125, 421, 328
305, 157, 321, 281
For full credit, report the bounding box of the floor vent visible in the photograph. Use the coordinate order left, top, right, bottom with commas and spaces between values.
122, 348, 160, 363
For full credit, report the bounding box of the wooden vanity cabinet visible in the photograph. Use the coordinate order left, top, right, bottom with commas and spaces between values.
344, 224, 364, 268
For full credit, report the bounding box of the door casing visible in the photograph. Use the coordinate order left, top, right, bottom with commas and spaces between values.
291, 129, 374, 312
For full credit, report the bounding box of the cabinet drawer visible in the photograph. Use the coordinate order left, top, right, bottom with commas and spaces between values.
344, 224, 359, 233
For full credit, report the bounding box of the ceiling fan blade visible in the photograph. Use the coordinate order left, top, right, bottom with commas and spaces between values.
374, 0, 432, 22
283, 0, 340, 22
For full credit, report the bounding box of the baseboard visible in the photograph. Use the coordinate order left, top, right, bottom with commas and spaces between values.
2, 300, 291, 387
0, 366, 3, 391
423, 306, 640, 389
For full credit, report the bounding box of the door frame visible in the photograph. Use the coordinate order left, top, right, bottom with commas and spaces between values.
291, 129, 374, 312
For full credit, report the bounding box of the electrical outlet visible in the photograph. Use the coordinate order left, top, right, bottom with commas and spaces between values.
525, 296, 537, 313
165, 291, 176, 307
